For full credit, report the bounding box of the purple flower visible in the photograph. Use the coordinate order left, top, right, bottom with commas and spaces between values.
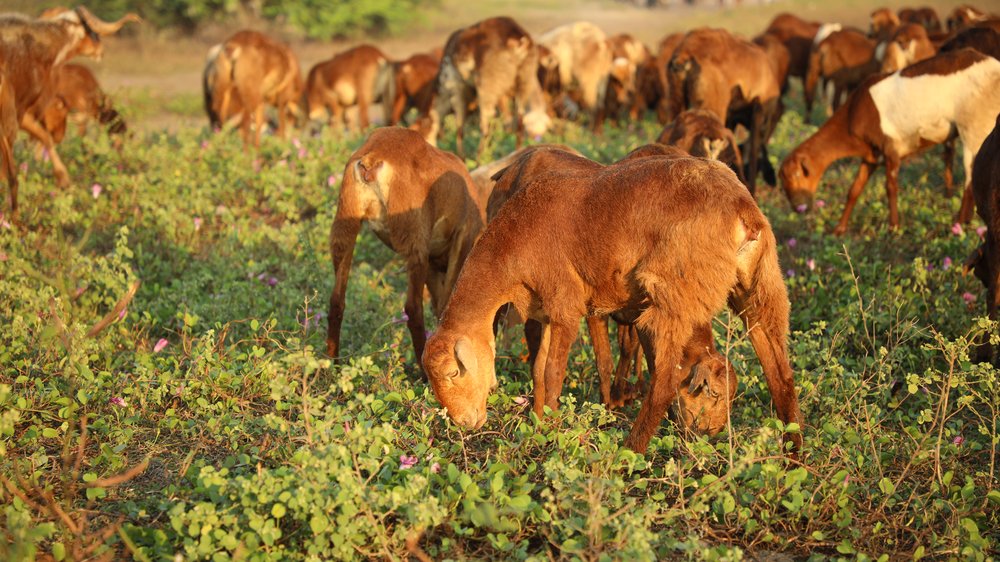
787, 238, 797, 248
117, 308, 127, 321
513, 396, 529, 406
926, 263, 935, 272
953, 435, 964, 446
976, 226, 988, 239
109, 396, 126, 407
394, 310, 410, 324
533, 135, 543, 142
257, 272, 267, 281
795, 204, 808, 213
267, 276, 278, 287
153, 338, 169, 353
963, 292, 977, 303
193, 217, 203, 231
815, 199, 826, 208
806, 258, 816, 272
951, 222, 964, 236
91, 183, 102, 199
942, 257, 952, 270
786, 269, 796, 278
399, 455, 418, 470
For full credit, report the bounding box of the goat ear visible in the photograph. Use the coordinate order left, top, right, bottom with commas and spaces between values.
687, 364, 709, 395
800, 157, 811, 178
454, 337, 478, 375
360, 160, 383, 183
490, 165, 510, 184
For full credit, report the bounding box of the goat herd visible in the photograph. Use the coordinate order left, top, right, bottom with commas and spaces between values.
3, 4, 1000, 455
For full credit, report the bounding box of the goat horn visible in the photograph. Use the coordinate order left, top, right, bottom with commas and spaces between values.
76, 6, 142, 35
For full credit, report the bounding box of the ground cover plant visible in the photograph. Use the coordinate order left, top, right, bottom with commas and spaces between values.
1, 80, 999, 559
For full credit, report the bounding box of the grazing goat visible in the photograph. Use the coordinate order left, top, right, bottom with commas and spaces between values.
964, 114, 1000, 364
536, 22, 613, 127
380, 52, 439, 126
650, 33, 686, 123
940, 26, 1000, 60
423, 149, 802, 454
948, 5, 989, 31
898, 6, 943, 32
429, 17, 550, 159
764, 13, 821, 110
780, 49, 1000, 234
327, 127, 487, 367
37, 63, 126, 145
602, 33, 652, 123
878, 23, 937, 73
805, 28, 878, 117
870, 8, 902, 41
657, 109, 745, 184
211, 30, 302, 148
305, 44, 388, 132
0, 7, 138, 214
668, 28, 781, 193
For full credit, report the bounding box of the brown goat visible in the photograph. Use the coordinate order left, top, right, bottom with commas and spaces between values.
870, 8, 902, 41
327, 127, 487, 367
37, 63, 126, 145
878, 23, 937, 73
940, 25, 1000, 59
203, 42, 241, 130
603, 33, 653, 124
964, 114, 1000, 364
899, 6, 943, 32
422, 149, 801, 454
948, 5, 989, 31
212, 30, 302, 148
0, 7, 138, 215
753, 32, 792, 94
805, 28, 878, 117
429, 17, 550, 159
380, 52, 439, 126
306, 44, 388, 132
537, 22, 613, 127
781, 49, 1000, 234
668, 28, 781, 193
657, 109, 745, 184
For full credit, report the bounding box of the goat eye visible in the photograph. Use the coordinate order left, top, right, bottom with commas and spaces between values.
448, 369, 461, 379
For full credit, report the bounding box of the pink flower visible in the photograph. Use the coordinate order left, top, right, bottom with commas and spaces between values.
795, 204, 808, 213
73, 285, 87, 298
787, 238, 797, 248
951, 223, 964, 236
91, 183, 102, 199
815, 199, 826, 208
117, 308, 127, 321
533, 135, 543, 142
267, 276, 278, 287
252, 159, 262, 173
344, 420, 351, 433
806, 258, 816, 272
0, 216, 9, 230
399, 455, 418, 470
292, 137, 302, 149
328, 174, 338, 187
193, 217, 203, 231
942, 257, 952, 270
513, 396, 529, 406
953, 435, 964, 446
394, 309, 410, 324
297, 147, 307, 159
963, 292, 977, 303
430, 462, 441, 474
977, 226, 988, 239
153, 338, 169, 353
277, 159, 287, 167
0, 252, 7, 261
786, 269, 796, 278
200, 140, 209, 150
19, 162, 28, 173
109, 396, 126, 407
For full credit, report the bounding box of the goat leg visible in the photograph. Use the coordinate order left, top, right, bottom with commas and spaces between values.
404, 258, 430, 372
942, 138, 955, 196
623, 321, 691, 454
542, 321, 580, 411
833, 159, 876, 235
586, 315, 615, 406
326, 187, 364, 359
531, 322, 552, 417
20, 113, 70, 187
884, 153, 901, 230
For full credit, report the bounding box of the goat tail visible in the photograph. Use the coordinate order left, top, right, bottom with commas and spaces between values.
374, 59, 397, 125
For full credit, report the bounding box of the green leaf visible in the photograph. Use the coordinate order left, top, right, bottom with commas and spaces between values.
271, 503, 286, 518
310, 514, 329, 534
52, 542, 66, 561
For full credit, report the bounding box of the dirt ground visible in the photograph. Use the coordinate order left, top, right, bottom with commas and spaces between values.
75, 0, 980, 133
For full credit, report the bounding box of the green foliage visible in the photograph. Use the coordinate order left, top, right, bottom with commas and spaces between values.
1, 84, 999, 559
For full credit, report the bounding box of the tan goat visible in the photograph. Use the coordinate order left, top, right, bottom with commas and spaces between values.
326, 127, 487, 367
423, 149, 801, 454
306, 44, 388, 132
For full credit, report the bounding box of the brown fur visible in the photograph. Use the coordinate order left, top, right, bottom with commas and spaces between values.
429, 17, 550, 159
306, 44, 387, 132
423, 150, 802, 454
213, 30, 302, 148
37, 63, 125, 144
652, 33, 686, 123
899, 7, 943, 32
603, 33, 653, 125
948, 5, 989, 31
327, 127, 488, 368
764, 12, 822, 89
537, 22, 613, 128
753, 32, 792, 94
781, 49, 998, 234
0, 7, 138, 214
657, 109, 745, 185
965, 114, 1000, 363
383, 52, 439, 126
668, 28, 781, 193
805, 28, 878, 116
871, 8, 902, 41
940, 25, 1000, 59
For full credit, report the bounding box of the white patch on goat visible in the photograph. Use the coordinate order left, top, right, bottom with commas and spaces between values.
869, 57, 1000, 157
814, 23, 842, 46
875, 41, 888, 62
334, 81, 357, 105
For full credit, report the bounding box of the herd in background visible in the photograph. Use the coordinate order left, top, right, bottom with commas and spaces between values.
2, 3, 1000, 452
